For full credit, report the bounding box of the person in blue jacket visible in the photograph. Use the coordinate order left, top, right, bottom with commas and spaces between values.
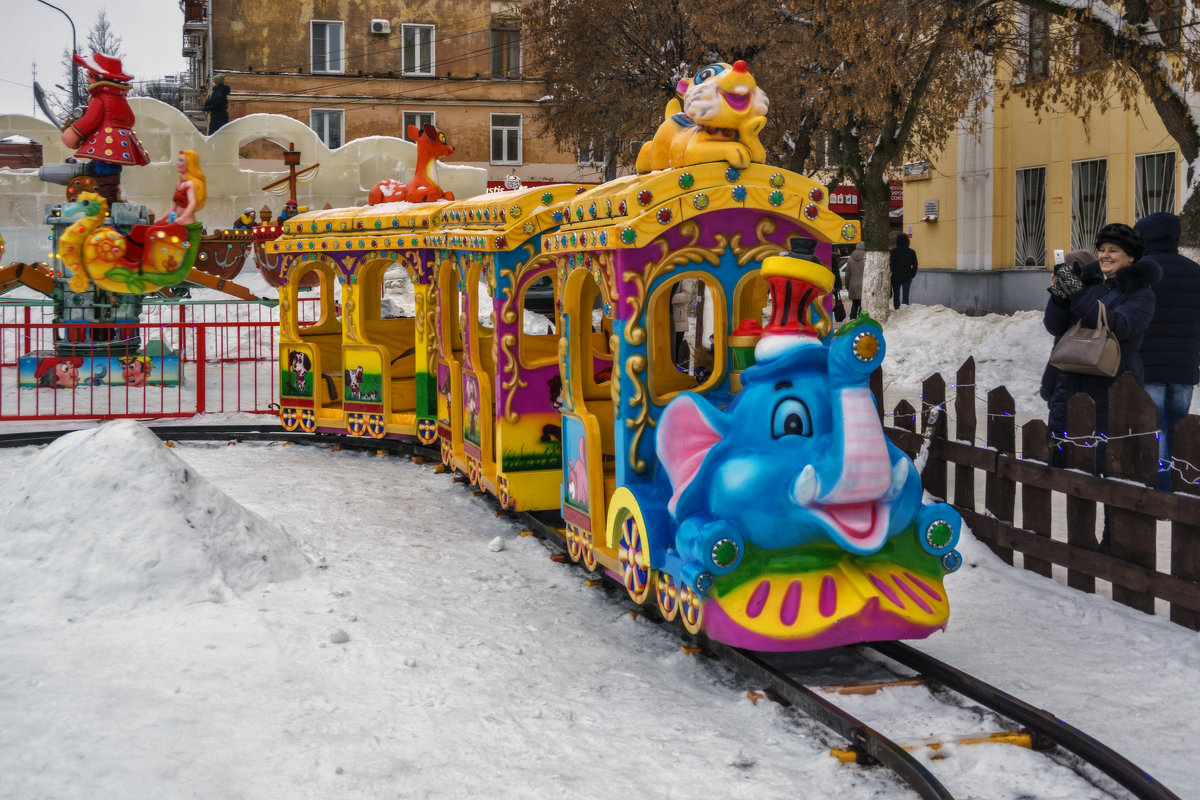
1045, 223, 1161, 466
1135, 212, 1200, 490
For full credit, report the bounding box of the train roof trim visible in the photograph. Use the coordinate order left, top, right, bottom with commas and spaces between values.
540, 164, 860, 252
418, 183, 587, 253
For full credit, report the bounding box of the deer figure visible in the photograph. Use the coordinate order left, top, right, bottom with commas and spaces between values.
368, 123, 457, 205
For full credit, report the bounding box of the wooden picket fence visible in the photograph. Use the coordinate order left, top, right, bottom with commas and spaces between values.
877, 357, 1200, 631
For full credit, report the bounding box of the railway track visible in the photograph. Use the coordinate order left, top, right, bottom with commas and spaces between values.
0, 424, 1183, 800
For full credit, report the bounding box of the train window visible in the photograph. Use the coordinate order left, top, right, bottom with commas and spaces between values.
519, 271, 558, 368
298, 265, 341, 331
381, 262, 416, 318
651, 275, 724, 402
733, 271, 773, 329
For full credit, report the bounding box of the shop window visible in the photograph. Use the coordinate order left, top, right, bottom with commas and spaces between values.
1070, 158, 1107, 253
1135, 152, 1177, 219
1015, 166, 1047, 267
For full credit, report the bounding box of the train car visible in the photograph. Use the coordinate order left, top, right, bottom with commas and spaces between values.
542, 160, 964, 650
429, 184, 585, 510
267, 56, 962, 653
269, 201, 443, 443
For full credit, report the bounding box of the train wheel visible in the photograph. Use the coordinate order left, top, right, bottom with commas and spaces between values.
417, 418, 438, 445
498, 477, 511, 510
368, 414, 386, 439
468, 457, 481, 487
581, 529, 598, 572
617, 514, 652, 605
347, 413, 366, 436
280, 407, 299, 431
679, 585, 704, 635
655, 572, 679, 622
439, 440, 452, 466
299, 409, 316, 433
565, 524, 582, 563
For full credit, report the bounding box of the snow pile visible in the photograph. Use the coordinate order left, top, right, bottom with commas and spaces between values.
880, 304, 1052, 419
0, 420, 309, 612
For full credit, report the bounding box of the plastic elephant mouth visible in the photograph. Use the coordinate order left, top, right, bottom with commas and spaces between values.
812, 501, 890, 551
721, 90, 751, 112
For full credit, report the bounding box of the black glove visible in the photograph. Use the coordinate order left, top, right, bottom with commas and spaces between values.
1049, 263, 1085, 299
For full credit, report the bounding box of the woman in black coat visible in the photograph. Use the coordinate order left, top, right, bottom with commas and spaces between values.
1044, 223, 1161, 456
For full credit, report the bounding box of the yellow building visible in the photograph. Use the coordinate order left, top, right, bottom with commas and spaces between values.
902, 7, 1188, 312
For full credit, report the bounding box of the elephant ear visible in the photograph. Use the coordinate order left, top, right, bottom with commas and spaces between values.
657, 393, 726, 516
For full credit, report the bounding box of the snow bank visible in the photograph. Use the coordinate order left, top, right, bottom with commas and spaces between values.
0, 420, 309, 612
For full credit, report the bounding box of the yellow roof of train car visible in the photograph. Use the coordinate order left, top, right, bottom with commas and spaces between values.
423, 183, 587, 252
265, 184, 589, 256
539, 163, 860, 253
267, 200, 449, 256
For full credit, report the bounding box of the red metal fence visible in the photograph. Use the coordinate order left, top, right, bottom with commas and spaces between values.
0, 300, 319, 420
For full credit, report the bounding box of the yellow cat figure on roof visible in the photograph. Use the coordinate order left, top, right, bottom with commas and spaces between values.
635, 60, 769, 173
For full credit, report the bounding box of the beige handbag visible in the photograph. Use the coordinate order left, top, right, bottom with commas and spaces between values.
1048, 302, 1121, 377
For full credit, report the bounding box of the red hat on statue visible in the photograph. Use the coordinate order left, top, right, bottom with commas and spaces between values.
72, 52, 133, 83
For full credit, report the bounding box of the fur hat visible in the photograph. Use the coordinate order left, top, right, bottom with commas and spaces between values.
1094, 223, 1144, 261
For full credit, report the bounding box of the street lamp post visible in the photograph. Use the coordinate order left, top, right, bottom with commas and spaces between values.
33, 0, 79, 110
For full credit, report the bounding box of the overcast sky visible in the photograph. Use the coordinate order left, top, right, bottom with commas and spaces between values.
0, 0, 186, 121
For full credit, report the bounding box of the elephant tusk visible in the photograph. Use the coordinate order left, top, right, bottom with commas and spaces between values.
792, 464, 820, 506
885, 459, 910, 500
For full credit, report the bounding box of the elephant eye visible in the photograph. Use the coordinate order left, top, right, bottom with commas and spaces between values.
771, 397, 811, 439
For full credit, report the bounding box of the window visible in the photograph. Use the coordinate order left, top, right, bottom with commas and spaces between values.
1150, 0, 1184, 47
1136, 152, 1177, 219
1070, 158, 1107, 253
491, 25, 520, 79
1028, 10, 1050, 80
490, 114, 522, 165
1073, 25, 1105, 71
403, 24, 435, 76
1015, 167, 1047, 267
310, 109, 344, 149
311, 21, 344, 74
403, 111, 435, 140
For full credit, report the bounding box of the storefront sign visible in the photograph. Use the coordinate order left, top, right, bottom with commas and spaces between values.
828, 185, 859, 213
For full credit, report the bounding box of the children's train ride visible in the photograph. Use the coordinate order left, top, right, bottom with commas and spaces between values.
267, 61, 962, 653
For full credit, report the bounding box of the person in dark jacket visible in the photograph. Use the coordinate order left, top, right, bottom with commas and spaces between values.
889, 234, 918, 309
1135, 212, 1200, 490
1039, 249, 1095, 403
1045, 223, 1161, 465
202, 74, 230, 134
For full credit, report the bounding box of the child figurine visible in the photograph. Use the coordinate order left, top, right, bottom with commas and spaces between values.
60, 52, 150, 206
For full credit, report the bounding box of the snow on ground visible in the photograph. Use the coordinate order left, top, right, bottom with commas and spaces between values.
0, 305, 1198, 799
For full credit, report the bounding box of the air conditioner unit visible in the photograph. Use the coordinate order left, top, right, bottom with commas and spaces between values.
370, 19, 391, 34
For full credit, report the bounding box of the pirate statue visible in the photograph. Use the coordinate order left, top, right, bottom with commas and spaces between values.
58, 52, 151, 206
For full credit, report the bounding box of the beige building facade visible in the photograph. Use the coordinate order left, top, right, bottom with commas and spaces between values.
181, 0, 604, 189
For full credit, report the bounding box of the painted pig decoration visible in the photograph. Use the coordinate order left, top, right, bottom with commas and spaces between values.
656, 312, 962, 651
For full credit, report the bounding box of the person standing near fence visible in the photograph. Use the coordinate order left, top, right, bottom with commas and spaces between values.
1045, 224, 1160, 462
1134, 212, 1200, 491
889, 234, 918, 309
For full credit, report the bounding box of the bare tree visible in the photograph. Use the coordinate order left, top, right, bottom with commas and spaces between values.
518, 0, 785, 180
